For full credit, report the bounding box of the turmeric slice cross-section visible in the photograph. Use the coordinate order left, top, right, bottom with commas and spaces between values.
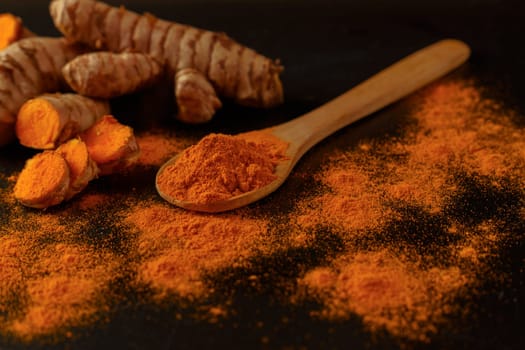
14, 151, 70, 208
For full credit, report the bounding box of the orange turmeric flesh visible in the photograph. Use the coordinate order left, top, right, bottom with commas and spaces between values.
16, 98, 62, 149
16, 93, 110, 149
56, 139, 99, 199
0, 13, 22, 50
14, 151, 70, 209
81, 115, 140, 175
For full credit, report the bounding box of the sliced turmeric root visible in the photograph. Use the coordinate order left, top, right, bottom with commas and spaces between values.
80, 115, 140, 175
56, 138, 99, 199
16, 93, 110, 149
62, 52, 162, 99
0, 13, 31, 50
175, 68, 222, 124
14, 151, 70, 209
0, 37, 80, 147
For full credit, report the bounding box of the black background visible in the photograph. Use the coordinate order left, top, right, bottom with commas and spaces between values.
0, 0, 523, 349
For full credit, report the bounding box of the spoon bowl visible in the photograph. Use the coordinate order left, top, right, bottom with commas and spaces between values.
157, 39, 471, 212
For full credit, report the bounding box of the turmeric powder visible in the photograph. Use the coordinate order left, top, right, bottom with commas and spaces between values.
62, 52, 163, 99
174, 68, 222, 124
0, 13, 33, 50
0, 38, 80, 146
156, 132, 288, 205
50, 0, 284, 114
16, 93, 110, 149
80, 115, 140, 175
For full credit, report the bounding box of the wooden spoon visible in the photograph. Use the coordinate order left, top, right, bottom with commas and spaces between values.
157, 39, 470, 212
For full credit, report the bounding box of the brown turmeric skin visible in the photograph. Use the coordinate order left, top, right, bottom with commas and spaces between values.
16, 93, 110, 149
175, 68, 222, 124
80, 115, 140, 175
62, 52, 163, 99
0, 37, 80, 146
50, 0, 284, 110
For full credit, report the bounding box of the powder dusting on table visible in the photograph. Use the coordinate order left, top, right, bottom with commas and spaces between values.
124, 200, 269, 298
0, 78, 523, 346
291, 80, 524, 341
135, 130, 190, 167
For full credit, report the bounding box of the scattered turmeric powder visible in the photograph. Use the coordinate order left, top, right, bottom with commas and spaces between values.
8, 243, 119, 339
135, 130, 190, 167
0, 38, 80, 146
174, 68, 222, 124
80, 115, 140, 175
16, 93, 110, 150
50, 0, 284, 113
62, 52, 163, 99
156, 132, 288, 204
125, 201, 268, 299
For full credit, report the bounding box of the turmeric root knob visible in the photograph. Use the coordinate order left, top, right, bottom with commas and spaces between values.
14, 151, 70, 209
175, 68, 222, 124
81, 115, 140, 175
16, 93, 110, 149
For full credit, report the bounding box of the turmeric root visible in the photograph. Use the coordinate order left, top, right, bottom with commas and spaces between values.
16, 93, 110, 149
14, 151, 70, 209
0, 37, 80, 146
0, 13, 34, 50
50, 0, 284, 110
80, 115, 139, 175
14, 138, 99, 208
62, 52, 162, 99
175, 68, 222, 124
56, 138, 99, 199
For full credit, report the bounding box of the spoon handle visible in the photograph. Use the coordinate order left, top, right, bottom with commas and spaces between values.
273, 39, 470, 159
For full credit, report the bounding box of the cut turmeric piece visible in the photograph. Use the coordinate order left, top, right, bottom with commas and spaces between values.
175, 68, 222, 124
51, 0, 284, 110
0, 13, 22, 50
0, 13, 30, 50
56, 138, 99, 199
0, 37, 80, 147
80, 115, 140, 175
14, 151, 70, 209
62, 52, 163, 99
16, 93, 110, 149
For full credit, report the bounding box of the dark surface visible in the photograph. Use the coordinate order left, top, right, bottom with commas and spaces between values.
1, 0, 524, 349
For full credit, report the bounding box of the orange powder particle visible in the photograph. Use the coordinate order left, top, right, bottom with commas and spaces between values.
292, 79, 524, 343
298, 250, 468, 342
156, 132, 288, 204
135, 131, 189, 167
125, 201, 268, 298
296, 152, 390, 233
8, 243, 117, 338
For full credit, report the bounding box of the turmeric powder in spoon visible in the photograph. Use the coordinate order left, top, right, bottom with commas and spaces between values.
156, 132, 288, 205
